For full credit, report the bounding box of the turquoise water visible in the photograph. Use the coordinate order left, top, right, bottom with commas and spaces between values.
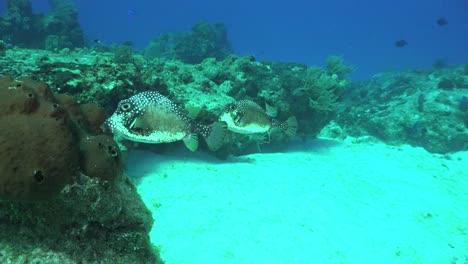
128, 139, 468, 264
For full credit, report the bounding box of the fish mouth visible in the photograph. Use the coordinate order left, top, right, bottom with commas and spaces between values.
233, 112, 243, 124
219, 112, 232, 123
100, 119, 112, 133
222, 110, 243, 126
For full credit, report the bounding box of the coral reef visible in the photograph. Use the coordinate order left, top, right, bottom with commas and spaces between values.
113, 43, 135, 64
0, 0, 42, 48
326, 55, 354, 80
44, 0, 85, 49
0, 46, 350, 155
144, 21, 233, 64
290, 63, 348, 136
0, 40, 7, 56
0, 175, 161, 264
0, 0, 84, 49
0, 76, 161, 262
331, 66, 468, 153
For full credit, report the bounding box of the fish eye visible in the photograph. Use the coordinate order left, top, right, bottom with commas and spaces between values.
227, 104, 236, 111
120, 102, 131, 111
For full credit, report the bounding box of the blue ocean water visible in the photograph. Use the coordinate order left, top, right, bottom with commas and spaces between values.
3, 0, 466, 79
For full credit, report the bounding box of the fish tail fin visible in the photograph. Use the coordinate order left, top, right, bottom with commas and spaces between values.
204, 121, 227, 151
280, 116, 298, 137
183, 133, 199, 152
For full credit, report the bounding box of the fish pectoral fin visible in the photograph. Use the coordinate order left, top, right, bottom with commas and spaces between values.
129, 118, 137, 129
283, 116, 298, 137
131, 116, 151, 130
183, 133, 199, 152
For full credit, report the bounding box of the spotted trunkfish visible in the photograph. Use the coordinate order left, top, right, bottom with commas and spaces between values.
103, 91, 227, 151
219, 100, 298, 137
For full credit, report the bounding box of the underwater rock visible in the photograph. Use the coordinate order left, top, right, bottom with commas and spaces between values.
0, 0, 84, 49
460, 96, 468, 112
0, 76, 162, 262
437, 77, 455, 90
334, 67, 468, 153
144, 21, 232, 64
0, 76, 128, 200
79, 135, 123, 182
0, 76, 80, 201
0, 74, 136, 189
0, 175, 162, 263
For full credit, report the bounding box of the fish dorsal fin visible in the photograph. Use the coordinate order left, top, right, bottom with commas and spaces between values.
265, 102, 278, 117
185, 104, 202, 120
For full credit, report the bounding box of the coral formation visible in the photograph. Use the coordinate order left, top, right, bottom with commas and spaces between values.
0, 0, 41, 48
113, 43, 135, 64
0, 76, 123, 199
332, 66, 468, 153
0, 40, 6, 56
144, 21, 233, 64
44, 0, 85, 49
293, 67, 340, 113
0, 46, 350, 155
0, 76, 161, 262
0, 0, 84, 49
0, 175, 161, 263
326, 55, 354, 80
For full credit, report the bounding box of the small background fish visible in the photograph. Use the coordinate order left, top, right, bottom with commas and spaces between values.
394, 39, 408, 48
103, 91, 226, 151
219, 100, 298, 138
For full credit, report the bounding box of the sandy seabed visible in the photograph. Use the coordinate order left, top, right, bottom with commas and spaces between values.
127, 138, 468, 264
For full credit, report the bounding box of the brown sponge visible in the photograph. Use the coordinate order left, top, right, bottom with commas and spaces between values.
0, 77, 40, 115
79, 135, 123, 182
79, 103, 107, 135
0, 76, 122, 201
0, 77, 80, 201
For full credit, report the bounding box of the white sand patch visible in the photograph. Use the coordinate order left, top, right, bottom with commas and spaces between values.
127, 139, 468, 264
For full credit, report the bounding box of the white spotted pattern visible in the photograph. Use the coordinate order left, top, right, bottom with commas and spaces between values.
104, 91, 212, 143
